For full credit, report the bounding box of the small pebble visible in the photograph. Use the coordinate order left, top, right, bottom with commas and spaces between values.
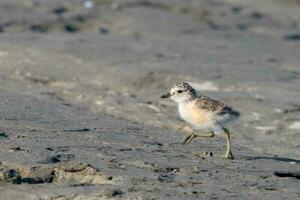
83, 0, 94, 9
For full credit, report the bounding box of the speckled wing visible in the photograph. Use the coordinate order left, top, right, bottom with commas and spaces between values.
194, 96, 240, 117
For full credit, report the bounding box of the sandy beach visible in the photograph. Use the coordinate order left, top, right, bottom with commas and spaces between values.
0, 0, 299, 199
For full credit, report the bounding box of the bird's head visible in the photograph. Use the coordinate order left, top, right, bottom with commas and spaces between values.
161, 82, 197, 103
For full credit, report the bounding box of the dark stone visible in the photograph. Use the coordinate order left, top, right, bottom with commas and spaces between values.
10, 147, 23, 151
53, 7, 68, 15
158, 173, 175, 183
206, 20, 227, 31
284, 107, 300, 114
0, 25, 4, 33
250, 11, 263, 19
236, 24, 248, 31
1, 169, 22, 184
63, 128, 90, 132
20, 177, 48, 184
153, 167, 180, 173
99, 27, 109, 34
231, 6, 242, 14
64, 24, 79, 33
30, 24, 48, 33
48, 156, 61, 163
44, 154, 74, 164
283, 33, 300, 41
102, 189, 123, 197
273, 170, 300, 179
0, 132, 8, 138
73, 15, 87, 23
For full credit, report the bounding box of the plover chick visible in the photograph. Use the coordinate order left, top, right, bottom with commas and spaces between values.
161, 82, 240, 159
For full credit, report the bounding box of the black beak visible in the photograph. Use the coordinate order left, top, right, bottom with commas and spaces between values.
160, 92, 171, 98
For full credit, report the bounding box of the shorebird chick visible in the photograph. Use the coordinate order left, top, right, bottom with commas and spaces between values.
161, 82, 240, 159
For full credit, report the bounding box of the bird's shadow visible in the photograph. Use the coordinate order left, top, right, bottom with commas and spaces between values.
244, 155, 300, 164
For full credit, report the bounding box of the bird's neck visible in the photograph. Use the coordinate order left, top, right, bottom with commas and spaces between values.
178, 97, 195, 105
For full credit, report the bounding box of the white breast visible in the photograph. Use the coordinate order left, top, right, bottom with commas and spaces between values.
177, 102, 219, 131
178, 102, 199, 127
178, 103, 189, 121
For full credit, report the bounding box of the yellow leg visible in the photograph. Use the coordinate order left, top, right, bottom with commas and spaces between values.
190, 132, 215, 158
181, 131, 215, 145
222, 128, 234, 159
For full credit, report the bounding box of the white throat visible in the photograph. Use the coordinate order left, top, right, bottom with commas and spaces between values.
178, 100, 191, 120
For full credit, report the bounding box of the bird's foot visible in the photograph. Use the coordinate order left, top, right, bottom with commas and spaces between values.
217, 152, 234, 160
224, 152, 234, 160
193, 151, 213, 159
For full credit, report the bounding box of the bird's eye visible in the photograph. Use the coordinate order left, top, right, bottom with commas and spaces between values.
178, 90, 182, 93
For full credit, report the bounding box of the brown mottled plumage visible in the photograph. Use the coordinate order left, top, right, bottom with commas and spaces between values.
161, 82, 240, 159
194, 96, 240, 117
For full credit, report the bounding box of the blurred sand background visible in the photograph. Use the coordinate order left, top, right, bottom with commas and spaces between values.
0, 0, 299, 199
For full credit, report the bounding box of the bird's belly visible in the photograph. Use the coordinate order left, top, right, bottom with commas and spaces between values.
178, 104, 214, 130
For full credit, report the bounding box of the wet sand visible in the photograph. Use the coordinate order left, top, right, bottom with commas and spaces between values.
0, 0, 299, 199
